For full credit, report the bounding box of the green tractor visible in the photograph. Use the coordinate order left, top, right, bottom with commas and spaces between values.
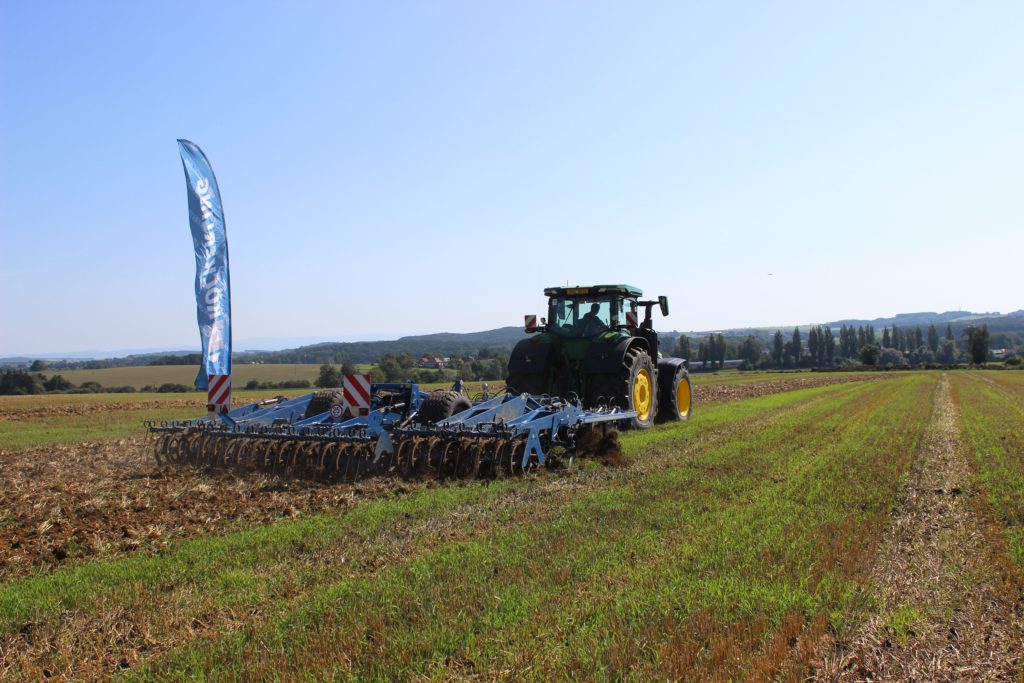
506, 284, 692, 429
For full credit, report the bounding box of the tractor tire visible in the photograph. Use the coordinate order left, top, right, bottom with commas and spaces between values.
304, 390, 343, 420
656, 366, 692, 422
418, 390, 472, 424
505, 373, 548, 397
589, 347, 656, 430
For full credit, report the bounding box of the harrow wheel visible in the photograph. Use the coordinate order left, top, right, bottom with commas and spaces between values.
453, 440, 482, 479
395, 438, 417, 478
154, 433, 179, 466
435, 440, 459, 480
223, 439, 245, 467
508, 442, 527, 476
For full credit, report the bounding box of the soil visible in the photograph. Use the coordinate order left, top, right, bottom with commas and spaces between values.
0, 438, 401, 580
695, 375, 873, 405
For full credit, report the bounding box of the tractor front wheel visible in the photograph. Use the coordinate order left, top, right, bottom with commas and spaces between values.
657, 366, 692, 422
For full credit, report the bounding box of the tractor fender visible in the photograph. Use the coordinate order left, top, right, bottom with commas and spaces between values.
582, 337, 649, 375
508, 337, 555, 376
656, 356, 686, 388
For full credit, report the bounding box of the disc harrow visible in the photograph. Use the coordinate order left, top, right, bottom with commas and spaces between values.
147, 382, 635, 482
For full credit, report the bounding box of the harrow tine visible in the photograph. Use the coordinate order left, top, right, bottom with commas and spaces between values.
184, 433, 202, 468
509, 441, 526, 476
420, 437, 442, 477
395, 438, 416, 478
227, 437, 244, 469
453, 438, 482, 480
491, 440, 509, 477
154, 433, 172, 466
200, 434, 217, 467
301, 441, 319, 474
408, 438, 425, 476
436, 439, 458, 480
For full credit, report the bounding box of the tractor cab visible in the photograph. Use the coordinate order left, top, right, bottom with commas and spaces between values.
541, 285, 642, 339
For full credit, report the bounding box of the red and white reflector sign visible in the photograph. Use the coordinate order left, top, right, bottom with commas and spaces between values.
524, 314, 537, 332
625, 311, 638, 327
342, 374, 372, 417
207, 374, 231, 414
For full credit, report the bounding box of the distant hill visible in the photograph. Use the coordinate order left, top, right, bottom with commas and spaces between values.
236, 327, 529, 365
825, 310, 1000, 329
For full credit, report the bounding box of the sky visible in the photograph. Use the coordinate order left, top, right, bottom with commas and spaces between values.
1, 1, 1021, 356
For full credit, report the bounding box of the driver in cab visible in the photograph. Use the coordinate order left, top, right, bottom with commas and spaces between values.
578, 303, 608, 337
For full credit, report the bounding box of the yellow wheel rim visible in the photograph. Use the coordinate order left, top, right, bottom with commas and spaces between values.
633, 369, 652, 421
677, 376, 691, 418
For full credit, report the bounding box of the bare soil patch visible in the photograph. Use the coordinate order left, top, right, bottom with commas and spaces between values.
696, 375, 877, 404
0, 400, 199, 422
813, 375, 1024, 681
0, 438, 404, 579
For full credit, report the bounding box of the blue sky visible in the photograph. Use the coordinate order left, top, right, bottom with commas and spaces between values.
1, 1, 1021, 355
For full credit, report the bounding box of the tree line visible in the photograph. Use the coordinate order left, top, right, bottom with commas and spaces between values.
0, 369, 179, 395
314, 349, 510, 388
673, 321, 1006, 370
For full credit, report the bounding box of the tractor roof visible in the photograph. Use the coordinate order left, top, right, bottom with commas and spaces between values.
543, 284, 643, 298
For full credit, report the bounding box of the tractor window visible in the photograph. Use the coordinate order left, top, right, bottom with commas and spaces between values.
550, 298, 613, 337
624, 299, 637, 324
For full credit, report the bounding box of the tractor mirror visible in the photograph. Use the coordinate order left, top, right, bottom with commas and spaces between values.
659, 296, 670, 316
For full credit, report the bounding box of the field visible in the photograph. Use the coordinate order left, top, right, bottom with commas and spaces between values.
44, 364, 349, 390
1, 371, 1021, 680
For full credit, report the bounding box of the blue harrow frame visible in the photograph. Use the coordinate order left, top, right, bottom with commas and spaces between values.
148, 382, 634, 479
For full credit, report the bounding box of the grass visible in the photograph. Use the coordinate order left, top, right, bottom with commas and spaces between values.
0, 390, 285, 451
950, 371, 1024, 569
0, 374, 940, 680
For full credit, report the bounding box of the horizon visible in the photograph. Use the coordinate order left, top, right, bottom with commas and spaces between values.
2, 3, 1022, 356
4, 307, 1017, 361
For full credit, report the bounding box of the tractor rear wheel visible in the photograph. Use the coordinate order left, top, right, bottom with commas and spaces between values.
589, 347, 656, 430
657, 366, 692, 422
418, 390, 472, 424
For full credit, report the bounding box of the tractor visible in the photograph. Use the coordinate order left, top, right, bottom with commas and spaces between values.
506, 284, 692, 428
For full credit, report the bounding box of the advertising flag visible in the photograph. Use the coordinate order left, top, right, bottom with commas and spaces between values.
177, 139, 232, 393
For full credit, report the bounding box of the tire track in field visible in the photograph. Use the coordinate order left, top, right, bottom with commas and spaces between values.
815, 374, 1024, 681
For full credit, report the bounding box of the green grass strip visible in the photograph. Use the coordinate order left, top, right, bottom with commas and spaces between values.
951, 372, 1024, 568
